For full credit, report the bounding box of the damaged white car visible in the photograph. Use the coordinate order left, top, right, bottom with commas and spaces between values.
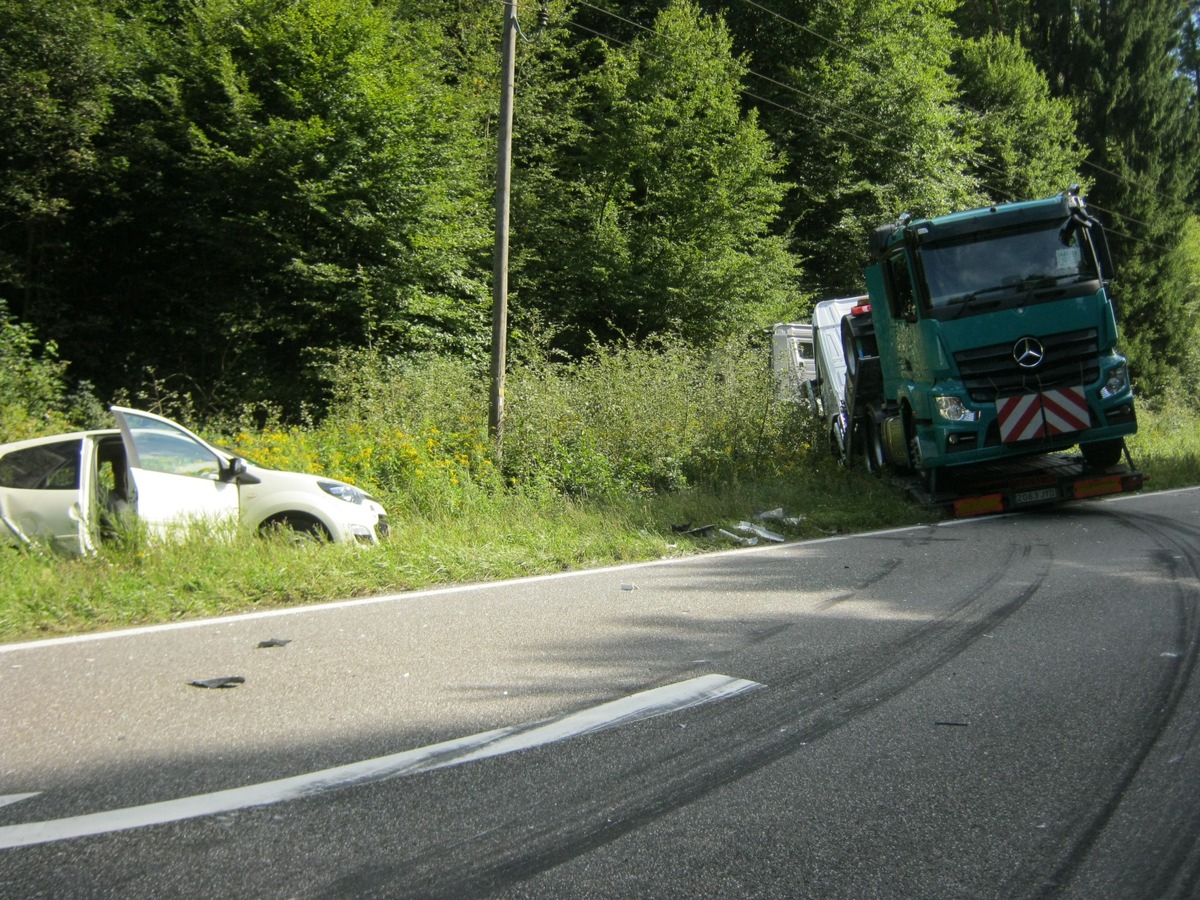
0, 407, 389, 554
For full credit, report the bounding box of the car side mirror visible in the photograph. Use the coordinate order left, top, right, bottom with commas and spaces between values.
222, 457, 260, 485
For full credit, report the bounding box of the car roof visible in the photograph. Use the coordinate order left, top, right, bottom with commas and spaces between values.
0, 428, 120, 455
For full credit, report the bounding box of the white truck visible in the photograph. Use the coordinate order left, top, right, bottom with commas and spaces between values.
770, 321, 816, 402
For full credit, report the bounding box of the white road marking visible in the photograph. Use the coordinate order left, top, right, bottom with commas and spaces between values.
0, 673, 761, 850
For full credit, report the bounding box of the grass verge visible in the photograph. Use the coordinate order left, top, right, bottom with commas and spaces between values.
0, 461, 933, 643
1, 402, 1195, 645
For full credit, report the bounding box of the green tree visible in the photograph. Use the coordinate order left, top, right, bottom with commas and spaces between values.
1026, 0, 1199, 394
722, 0, 984, 297
0, 0, 117, 319
25, 0, 493, 414
514, 0, 799, 353
954, 33, 1089, 200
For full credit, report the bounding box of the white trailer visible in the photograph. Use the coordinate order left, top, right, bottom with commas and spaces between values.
770, 322, 816, 401
809, 296, 868, 451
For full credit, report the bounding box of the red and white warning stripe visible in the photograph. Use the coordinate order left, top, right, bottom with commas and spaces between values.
997, 386, 1089, 443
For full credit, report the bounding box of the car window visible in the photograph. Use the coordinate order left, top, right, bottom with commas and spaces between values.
0, 440, 81, 490
121, 414, 222, 479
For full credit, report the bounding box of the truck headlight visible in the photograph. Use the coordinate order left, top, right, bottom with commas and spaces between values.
934, 396, 978, 422
1099, 364, 1129, 399
319, 480, 364, 504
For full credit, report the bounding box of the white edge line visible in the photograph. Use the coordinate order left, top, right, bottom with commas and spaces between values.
0, 523, 939, 653
5, 484, 1191, 654
0, 673, 762, 850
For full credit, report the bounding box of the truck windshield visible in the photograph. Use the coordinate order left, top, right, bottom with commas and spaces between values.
919, 221, 1099, 314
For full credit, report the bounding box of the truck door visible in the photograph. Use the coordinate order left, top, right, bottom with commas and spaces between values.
880, 252, 924, 388
112, 408, 240, 537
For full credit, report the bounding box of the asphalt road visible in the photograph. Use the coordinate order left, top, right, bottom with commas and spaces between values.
2, 488, 1199, 899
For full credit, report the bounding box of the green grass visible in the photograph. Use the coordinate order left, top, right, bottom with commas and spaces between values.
0, 462, 934, 643
2, 355, 1196, 644
1126, 405, 1200, 491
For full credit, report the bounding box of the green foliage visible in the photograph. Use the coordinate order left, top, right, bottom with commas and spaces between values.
954, 34, 1089, 201
502, 337, 815, 499
1126, 402, 1200, 490
749, 0, 984, 296
1022, 0, 1200, 395
201, 339, 817, 510
0, 0, 1195, 421
6, 0, 492, 414
0, 0, 117, 299
511, 1, 800, 353
0, 299, 86, 441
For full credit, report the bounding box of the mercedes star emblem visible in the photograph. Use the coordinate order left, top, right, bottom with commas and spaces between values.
1013, 336, 1045, 369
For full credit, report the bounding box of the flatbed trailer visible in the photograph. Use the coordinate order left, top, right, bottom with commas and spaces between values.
904, 449, 1145, 518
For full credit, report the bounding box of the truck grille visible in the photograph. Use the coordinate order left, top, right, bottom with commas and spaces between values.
953, 329, 1100, 403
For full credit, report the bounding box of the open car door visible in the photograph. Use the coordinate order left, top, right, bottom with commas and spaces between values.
0, 436, 96, 554
111, 407, 240, 537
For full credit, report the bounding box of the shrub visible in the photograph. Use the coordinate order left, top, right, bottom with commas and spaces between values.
0, 299, 78, 441
297, 339, 817, 506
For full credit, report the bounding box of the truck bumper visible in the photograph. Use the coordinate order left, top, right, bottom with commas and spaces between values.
913, 388, 1137, 470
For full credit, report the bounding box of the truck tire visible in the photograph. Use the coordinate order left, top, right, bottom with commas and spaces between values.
841, 315, 877, 379
1081, 439, 1123, 469
880, 414, 912, 474
865, 412, 887, 475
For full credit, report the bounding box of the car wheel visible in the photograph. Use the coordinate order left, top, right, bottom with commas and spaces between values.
261, 513, 332, 543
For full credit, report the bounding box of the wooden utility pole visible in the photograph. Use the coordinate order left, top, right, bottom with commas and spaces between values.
489, 1, 518, 460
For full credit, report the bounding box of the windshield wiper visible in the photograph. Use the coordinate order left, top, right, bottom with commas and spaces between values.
941, 285, 1011, 318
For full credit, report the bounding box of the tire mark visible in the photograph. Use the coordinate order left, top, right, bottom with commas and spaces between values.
321, 542, 1053, 899
815, 555, 903, 610
1010, 509, 1200, 899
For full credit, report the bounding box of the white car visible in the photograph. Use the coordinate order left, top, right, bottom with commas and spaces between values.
0, 407, 389, 554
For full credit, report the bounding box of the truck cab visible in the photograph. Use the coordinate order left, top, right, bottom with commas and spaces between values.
858, 191, 1137, 473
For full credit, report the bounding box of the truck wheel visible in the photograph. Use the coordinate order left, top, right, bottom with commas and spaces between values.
841, 316, 876, 379
866, 415, 887, 475
1081, 439, 1123, 469
880, 414, 912, 474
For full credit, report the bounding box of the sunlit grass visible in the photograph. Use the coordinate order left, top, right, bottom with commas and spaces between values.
1, 350, 1195, 644
1126, 404, 1200, 491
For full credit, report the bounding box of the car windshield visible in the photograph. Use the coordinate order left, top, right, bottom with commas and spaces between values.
920, 221, 1099, 312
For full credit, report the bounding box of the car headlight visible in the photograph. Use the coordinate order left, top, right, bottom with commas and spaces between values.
319, 480, 364, 504
934, 395, 978, 423
1100, 364, 1129, 399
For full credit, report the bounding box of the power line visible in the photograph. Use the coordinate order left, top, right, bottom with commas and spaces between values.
569, 0, 1173, 251
731, 0, 1180, 242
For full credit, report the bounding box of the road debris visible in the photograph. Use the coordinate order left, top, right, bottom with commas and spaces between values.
717, 528, 757, 547
671, 523, 717, 536
189, 676, 246, 689
735, 521, 786, 543
257, 638, 292, 648
756, 508, 807, 527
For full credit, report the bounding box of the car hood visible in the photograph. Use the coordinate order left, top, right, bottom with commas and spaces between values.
239, 463, 386, 512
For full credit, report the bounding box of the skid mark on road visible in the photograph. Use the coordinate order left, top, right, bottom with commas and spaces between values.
387, 541, 1057, 899
1015, 510, 1200, 899
0, 674, 762, 850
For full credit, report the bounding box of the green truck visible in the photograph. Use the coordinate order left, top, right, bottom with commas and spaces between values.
820, 189, 1143, 515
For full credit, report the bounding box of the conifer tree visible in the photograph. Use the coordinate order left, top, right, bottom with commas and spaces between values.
1027, 0, 1200, 393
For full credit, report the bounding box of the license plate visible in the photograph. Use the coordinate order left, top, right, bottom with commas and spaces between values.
1014, 487, 1059, 505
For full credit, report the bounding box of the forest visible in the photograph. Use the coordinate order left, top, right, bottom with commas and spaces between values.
2, 0, 1199, 424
